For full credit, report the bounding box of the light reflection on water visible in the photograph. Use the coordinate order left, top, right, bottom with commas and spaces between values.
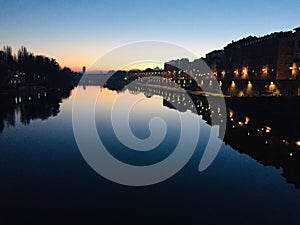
0, 86, 300, 224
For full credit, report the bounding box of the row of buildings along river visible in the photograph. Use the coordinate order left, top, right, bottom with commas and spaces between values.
80, 27, 300, 97
165, 27, 300, 80
163, 27, 300, 96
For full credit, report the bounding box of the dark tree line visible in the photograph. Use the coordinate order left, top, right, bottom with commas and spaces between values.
0, 46, 79, 88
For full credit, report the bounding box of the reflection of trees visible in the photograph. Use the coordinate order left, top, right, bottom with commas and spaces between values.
0, 87, 73, 133
19, 95, 60, 125
0, 45, 79, 133
0, 94, 15, 133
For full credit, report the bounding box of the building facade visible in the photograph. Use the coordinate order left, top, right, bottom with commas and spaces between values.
205, 27, 300, 80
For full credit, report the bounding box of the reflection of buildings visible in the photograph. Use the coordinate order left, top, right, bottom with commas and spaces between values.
101, 81, 300, 188
220, 79, 300, 96
224, 110, 300, 188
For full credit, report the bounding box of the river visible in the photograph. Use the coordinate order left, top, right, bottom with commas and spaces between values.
0, 85, 299, 224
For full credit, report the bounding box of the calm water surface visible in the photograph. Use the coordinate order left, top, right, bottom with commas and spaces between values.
0, 86, 300, 224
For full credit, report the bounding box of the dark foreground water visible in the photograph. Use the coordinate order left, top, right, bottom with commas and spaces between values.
0, 86, 300, 225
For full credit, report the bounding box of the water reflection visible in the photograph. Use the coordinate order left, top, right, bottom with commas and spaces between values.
0, 87, 74, 133
95, 78, 300, 188
2, 78, 300, 188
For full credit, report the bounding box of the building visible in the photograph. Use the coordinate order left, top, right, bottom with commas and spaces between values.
205, 27, 300, 80
164, 57, 211, 75
204, 50, 225, 76
164, 58, 190, 71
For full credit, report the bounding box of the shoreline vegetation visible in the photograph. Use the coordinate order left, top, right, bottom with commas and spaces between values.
0, 46, 81, 93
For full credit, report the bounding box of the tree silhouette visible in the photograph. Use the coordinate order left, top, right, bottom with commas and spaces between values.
0, 46, 16, 86
0, 45, 79, 89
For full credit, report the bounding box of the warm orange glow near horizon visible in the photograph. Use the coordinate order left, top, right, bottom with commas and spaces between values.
122, 62, 164, 71
88, 61, 165, 72
38, 47, 102, 72
56, 55, 95, 72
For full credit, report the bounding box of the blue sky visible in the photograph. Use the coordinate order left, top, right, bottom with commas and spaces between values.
1, 0, 299, 70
